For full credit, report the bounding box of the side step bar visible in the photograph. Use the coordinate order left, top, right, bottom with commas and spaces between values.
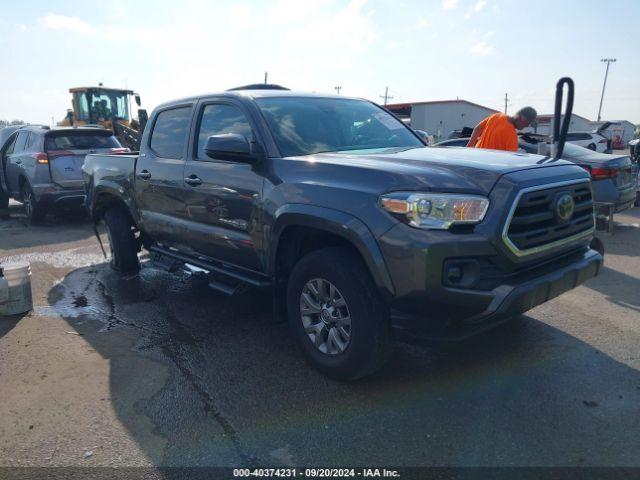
149, 244, 271, 295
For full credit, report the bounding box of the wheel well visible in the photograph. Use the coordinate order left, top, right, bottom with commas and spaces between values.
275, 226, 364, 281
93, 193, 133, 223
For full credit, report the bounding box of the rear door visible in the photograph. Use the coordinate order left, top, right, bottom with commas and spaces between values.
181, 100, 264, 272
134, 104, 194, 248
45, 130, 122, 189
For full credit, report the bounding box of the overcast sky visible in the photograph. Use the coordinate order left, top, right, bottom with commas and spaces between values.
1, 0, 638, 125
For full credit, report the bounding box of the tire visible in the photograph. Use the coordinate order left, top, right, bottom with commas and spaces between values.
103, 207, 140, 274
286, 247, 392, 380
20, 183, 45, 222
587, 143, 596, 151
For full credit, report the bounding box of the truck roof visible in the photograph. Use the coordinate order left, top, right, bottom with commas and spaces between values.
155, 90, 359, 110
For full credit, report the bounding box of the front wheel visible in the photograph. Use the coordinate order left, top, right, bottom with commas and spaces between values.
286, 247, 392, 380
103, 207, 140, 274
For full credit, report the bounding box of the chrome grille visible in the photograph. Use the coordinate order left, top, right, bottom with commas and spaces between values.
503, 180, 594, 256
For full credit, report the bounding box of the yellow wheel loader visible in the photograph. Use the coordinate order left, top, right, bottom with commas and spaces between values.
59, 85, 148, 150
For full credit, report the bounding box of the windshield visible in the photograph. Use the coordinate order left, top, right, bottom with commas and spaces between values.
45, 132, 121, 151
256, 97, 423, 157
75, 90, 130, 121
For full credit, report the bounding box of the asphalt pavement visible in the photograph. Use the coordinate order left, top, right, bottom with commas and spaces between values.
1, 200, 640, 469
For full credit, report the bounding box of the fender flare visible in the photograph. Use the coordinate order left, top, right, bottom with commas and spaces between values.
268, 204, 395, 299
89, 182, 139, 225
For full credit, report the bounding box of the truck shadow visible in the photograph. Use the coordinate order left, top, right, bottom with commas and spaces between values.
48, 263, 640, 468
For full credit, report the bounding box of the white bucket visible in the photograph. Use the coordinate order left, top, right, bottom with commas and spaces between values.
0, 262, 33, 316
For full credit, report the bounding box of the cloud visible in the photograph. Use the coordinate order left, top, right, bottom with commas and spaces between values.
417, 16, 432, 29
228, 3, 253, 27
474, 0, 487, 12
40, 13, 95, 35
442, 0, 459, 11
286, 0, 377, 54
470, 41, 493, 56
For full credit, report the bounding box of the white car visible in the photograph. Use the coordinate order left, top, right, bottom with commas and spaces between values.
565, 124, 612, 153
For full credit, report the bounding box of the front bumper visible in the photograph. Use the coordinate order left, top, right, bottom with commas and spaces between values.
388, 247, 601, 342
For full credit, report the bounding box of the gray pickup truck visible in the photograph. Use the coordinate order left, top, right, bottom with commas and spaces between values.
82, 89, 602, 379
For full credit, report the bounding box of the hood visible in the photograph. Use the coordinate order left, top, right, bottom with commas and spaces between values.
292, 146, 574, 195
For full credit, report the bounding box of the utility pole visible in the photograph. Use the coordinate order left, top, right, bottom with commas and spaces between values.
379, 86, 394, 106
264, 72, 268, 84
334, 86, 342, 95
597, 58, 616, 122
504, 93, 509, 114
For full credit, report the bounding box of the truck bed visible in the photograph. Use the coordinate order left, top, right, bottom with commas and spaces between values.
82, 153, 139, 215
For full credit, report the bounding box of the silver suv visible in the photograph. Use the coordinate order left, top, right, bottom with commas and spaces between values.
0, 125, 126, 220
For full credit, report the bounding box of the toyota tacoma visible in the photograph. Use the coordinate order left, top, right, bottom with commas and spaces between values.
82, 89, 602, 379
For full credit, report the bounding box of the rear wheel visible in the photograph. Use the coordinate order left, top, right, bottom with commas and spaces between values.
286, 247, 392, 380
103, 207, 140, 274
587, 143, 596, 151
20, 183, 45, 222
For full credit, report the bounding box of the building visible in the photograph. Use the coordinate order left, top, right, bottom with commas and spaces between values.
589, 120, 637, 149
528, 113, 592, 136
385, 100, 498, 140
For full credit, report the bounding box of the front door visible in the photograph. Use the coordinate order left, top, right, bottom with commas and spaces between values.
182, 101, 264, 272
134, 104, 193, 248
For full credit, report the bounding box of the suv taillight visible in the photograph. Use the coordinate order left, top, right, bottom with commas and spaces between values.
32, 152, 49, 164
598, 138, 608, 144
590, 167, 617, 180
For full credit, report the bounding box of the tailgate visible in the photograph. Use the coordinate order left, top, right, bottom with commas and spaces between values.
609, 157, 634, 189
48, 150, 87, 188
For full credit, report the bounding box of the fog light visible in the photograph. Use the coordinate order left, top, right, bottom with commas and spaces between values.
446, 265, 464, 284
443, 259, 481, 288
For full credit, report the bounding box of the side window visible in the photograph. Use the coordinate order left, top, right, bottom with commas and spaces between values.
4, 134, 18, 155
24, 133, 37, 152
196, 104, 253, 159
14, 131, 29, 153
149, 106, 192, 158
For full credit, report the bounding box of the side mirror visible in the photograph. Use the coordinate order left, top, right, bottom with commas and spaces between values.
134, 95, 141, 107
204, 134, 256, 163
414, 130, 429, 145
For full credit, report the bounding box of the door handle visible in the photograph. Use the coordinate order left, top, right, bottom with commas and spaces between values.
137, 170, 151, 180
185, 175, 202, 186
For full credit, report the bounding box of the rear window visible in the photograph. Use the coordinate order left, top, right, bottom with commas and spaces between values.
45, 132, 121, 151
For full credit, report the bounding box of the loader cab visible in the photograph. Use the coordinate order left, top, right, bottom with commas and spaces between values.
69, 87, 141, 125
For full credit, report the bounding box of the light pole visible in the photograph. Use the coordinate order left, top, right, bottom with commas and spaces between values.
597, 58, 616, 122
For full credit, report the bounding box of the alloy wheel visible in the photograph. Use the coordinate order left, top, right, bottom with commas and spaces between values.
299, 278, 352, 355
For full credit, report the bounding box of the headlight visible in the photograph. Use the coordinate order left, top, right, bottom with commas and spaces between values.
379, 192, 489, 230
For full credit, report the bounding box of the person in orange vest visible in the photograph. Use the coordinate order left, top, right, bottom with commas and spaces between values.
466, 107, 537, 152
